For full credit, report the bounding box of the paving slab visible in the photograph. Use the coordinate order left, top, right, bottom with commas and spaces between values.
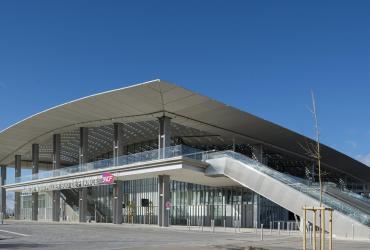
0, 221, 368, 250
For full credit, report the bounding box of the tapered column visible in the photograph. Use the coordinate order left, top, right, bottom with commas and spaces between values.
14, 155, 21, 220
113, 180, 123, 224
31, 144, 39, 221
158, 175, 170, 227
0, 166, 6, 215
113, 123, 124, 166
158, 116, 171, 159
79, 127, 89, 164
79, 127, 88, 222
113, 123, 124, 224
52, 134, 61, 221
53, 134, 61, 170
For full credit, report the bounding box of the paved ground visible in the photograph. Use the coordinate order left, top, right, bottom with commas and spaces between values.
0, 221, 369, 250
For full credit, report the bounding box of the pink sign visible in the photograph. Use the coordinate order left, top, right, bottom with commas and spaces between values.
165, 201, 171, 209
101, 172, 115, 184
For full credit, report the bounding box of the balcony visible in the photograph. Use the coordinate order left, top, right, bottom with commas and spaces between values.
5, 145, 205, 186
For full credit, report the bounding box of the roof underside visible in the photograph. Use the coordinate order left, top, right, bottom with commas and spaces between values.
1, 79, 369, 182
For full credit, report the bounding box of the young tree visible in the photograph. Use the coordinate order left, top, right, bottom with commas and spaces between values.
301, 91, 323, 205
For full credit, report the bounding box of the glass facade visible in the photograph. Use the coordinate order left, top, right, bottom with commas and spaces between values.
20, 178, 289, 228
20, 192, 53, 220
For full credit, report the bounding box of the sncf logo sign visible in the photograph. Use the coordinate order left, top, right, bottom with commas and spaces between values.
101, 172, 115, 184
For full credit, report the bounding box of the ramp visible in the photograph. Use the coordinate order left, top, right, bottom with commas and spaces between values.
205, 151, 370, 240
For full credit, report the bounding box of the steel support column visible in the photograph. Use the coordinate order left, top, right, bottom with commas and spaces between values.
158, 117, 171, 226
253, 193, 260, 228
113, 180, 123, 224
252, 144, 264, 227
158, 175, 170, 227
113, 123, 124, 166
158, 116, 171, 159
52, 134, 61, 222
31, 144, 39, 221
79, 127, 88, 223
0, 165, 6, 215
113, 123, 124, 224
14, 155, 21, 220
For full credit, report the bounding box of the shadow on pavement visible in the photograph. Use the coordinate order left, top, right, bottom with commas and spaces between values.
0, 243, 47, 249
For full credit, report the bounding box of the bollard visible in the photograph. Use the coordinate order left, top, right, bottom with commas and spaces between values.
270, 221, 272, 235
188, 218, 190, 231
313, 211, 316, 250
329, 210, 333, 250
234, 220, 237, 233
168, 212, 170, 226
211, 219, 215, 233
224, 219, 226, 231
278, 222, 281, 235
288, 222, 290, 235
309, 224, 312, 245
261, 224, 264, 241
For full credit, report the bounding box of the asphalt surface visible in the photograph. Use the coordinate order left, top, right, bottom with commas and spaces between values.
0, 221, 369, 250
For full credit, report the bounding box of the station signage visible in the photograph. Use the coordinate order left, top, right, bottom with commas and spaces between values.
19, 176, 101, 193
101, 172, 115, 184
17, 172, 117, 194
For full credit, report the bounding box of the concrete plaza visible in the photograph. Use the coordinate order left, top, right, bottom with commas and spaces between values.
0, 221, 369, 250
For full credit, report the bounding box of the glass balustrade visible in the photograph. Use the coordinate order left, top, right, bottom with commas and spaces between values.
6, 145, 202, 185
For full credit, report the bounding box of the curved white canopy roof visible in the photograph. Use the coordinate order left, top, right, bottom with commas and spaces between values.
1, 79, 369, 182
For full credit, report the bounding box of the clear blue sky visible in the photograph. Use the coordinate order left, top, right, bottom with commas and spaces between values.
1, 0, 370, 166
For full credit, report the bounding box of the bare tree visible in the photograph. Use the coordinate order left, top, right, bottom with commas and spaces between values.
300, 91, 323, 205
